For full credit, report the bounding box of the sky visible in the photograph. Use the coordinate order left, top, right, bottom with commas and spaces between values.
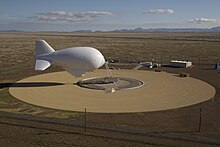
0, 0, 220, 31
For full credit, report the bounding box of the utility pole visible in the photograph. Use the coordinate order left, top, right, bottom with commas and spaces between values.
84, 108, 87, 133
0, 62, 1, 74
198, 106, 203, 132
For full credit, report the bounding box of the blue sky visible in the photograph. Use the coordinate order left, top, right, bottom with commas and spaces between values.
0, 0, 220, 31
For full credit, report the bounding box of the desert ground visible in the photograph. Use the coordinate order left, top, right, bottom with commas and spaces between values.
1, 32, 220, 66
0, 32, 220, 146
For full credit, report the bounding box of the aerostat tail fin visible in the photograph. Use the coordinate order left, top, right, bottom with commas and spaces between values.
35, 40, 54, 71
36, 40, 55, 56
35, 60, 51, 71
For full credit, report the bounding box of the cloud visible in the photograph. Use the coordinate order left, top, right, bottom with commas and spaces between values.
188, 18, 218, 23
144, 9, 174, 14
31, 11, 114, 22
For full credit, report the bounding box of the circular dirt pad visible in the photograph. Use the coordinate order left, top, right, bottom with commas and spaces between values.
9, 69, 215, 113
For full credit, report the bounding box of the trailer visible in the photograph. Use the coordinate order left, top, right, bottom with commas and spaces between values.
170, 60, 192, 68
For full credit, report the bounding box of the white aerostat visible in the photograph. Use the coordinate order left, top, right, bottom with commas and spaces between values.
35, 40, 105, 77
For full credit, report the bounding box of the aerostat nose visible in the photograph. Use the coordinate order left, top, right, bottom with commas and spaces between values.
100, 55, 106, 67
88, 49, 105, 70
93, 53, 105, 69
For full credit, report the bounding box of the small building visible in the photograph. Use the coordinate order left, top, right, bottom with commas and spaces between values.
170, 60, 192, 68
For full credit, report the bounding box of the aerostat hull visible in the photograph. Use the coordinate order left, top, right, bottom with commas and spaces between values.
35, 40, 105, 77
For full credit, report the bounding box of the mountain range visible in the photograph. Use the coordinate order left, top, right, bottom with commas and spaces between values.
1, 26, 220, 33
109, 26, 220, 33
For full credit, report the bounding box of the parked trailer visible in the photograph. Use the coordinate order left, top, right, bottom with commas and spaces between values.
170, 60, 192, 68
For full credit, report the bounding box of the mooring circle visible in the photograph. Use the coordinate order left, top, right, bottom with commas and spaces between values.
9, 69, 216, 113
77, 77, 144, 91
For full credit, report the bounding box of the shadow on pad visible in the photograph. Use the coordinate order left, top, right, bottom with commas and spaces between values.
0, 82, 64, 89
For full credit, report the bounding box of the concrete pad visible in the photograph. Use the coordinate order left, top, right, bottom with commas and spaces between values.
9, 69, 215, 113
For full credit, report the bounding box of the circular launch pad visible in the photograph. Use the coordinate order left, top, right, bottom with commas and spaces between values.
9, 69, 215, 113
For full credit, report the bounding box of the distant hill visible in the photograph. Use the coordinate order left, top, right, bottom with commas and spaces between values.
70, 26, 220, 33
73, 30, 94, 33
211, 26, 220, 32
73, 26, 220, 33
110, 26, 220, 33
0, 30, 23, 32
